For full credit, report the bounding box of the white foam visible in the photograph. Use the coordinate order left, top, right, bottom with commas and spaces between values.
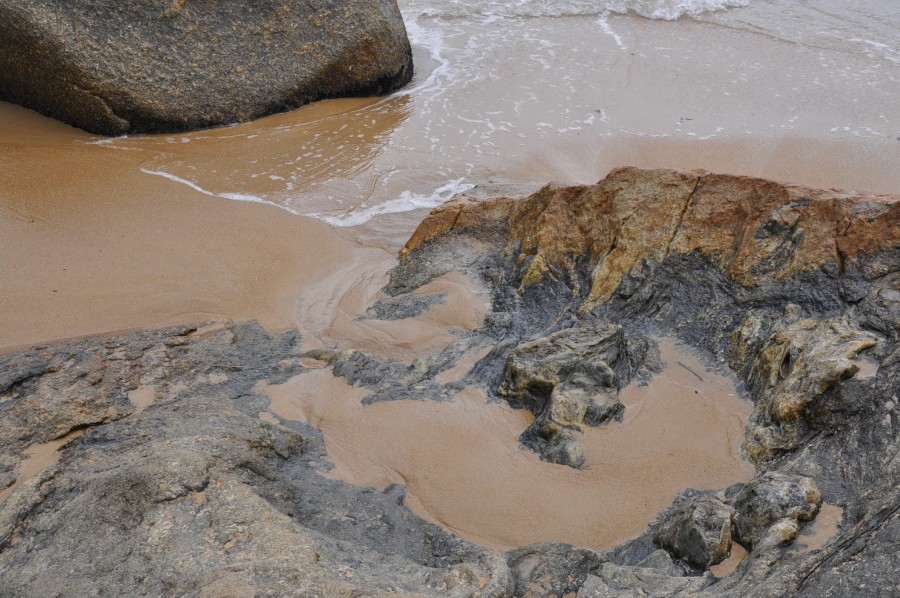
597, 11, 627, 49
401, 0, 751, 20
606, 0, 751, 20
140, 168, 297, 212
849, 38, 900, 64
394, 18, 452, 97
309, 179, 475, 227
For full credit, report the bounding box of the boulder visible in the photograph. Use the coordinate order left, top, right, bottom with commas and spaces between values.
732, 472, 822, 549
654, 494, 736, 569
0, 0, 413, 135
507, 542, 603, 597
498, 321, 639, 468
498, 322, 627, 430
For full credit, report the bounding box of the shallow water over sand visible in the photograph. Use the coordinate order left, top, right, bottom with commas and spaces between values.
3, 0, 897, 241
265, 336, 753, 551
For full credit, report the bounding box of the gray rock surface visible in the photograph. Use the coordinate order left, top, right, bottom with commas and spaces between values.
498, 322, 627, 427
496, 320, 657, 467
731, 473, 822, 549
0, 323, 507, 597
0, 0, 413, 135
654, 494, 735, 568
507, 543, 603, 597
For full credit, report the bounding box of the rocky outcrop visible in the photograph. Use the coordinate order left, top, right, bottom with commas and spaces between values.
0, 0, 413, 135
732, 473, 822, 550
401, 167, 899, 311
386, 167, 899, 595
2, 168, 898, 596
732, 311, 880, 462
497, 320, 656, 467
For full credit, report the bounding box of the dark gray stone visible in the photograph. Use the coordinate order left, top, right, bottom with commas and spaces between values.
654, 494, 735, 569
0, 0, 413, 135
507, 542, 603, 597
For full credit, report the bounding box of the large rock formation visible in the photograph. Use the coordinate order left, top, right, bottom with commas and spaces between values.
0, 0, 413, 135
387, 167, 899, 595
0, 323, 509, 596
1, 168, 898, 596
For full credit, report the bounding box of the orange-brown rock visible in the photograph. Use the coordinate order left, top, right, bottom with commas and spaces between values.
403, 167, 900, 309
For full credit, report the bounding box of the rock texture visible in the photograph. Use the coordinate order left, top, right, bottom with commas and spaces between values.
0, 0, 413, 135
386, 167, 899, 596
2, 168, 898, 597
497, 321, 653, 467
732, 472, 822, 550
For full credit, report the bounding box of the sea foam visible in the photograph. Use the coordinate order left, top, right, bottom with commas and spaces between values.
309, 179, 475, 227
402, 0, 751, 20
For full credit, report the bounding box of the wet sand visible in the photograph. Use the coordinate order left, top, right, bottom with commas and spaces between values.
794, 503, 843, 553
296, 263, 490, 363
0, 430, 85, 505
710, 543, 749, 578
0, 103, 360, 352
265, 337, 754, 550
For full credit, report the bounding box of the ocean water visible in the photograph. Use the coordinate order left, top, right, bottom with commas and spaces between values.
110, 0, 900, 225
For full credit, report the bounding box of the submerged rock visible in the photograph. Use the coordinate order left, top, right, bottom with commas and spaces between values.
0, 0, 413, 135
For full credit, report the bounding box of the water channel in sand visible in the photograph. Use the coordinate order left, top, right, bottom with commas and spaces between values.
266, 328, 754, 551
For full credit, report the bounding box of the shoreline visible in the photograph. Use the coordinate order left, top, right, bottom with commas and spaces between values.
3, 97, 898, 353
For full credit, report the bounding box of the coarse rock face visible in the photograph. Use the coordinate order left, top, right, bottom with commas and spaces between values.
653, 494, 736, 569
0, 0, 413, 135
401, 167, 899, 311
0, 323, 509, 597
496, 320, 656, 467
732, 312, 880, 462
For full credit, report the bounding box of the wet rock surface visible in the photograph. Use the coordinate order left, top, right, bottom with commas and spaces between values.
1, 168, 898, 596
0, 0, 413, 135
497, 321, 656, 467
732, 472, 822, 550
